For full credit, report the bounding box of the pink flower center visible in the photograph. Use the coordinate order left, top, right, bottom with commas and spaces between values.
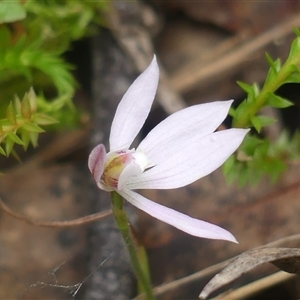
102, 151, 134, 189
101, 149, 151, 190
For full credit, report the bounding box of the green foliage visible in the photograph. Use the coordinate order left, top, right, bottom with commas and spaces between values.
0, 0, 109, 157
0, 88, 57, 156
232, 34, 300, 129
227, 32, 300, 185
223, 135, 288, 186
0, 0, 26, 23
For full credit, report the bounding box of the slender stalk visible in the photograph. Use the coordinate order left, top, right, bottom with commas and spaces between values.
110, 191, 155, 300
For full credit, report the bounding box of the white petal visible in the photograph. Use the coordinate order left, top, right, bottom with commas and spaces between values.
128, 128, 249, 189
109, 56, 159, 151
118, 162, 142, 190
88, 144, 106, 183
119, 189, 237, 242
138, 101, 233, 165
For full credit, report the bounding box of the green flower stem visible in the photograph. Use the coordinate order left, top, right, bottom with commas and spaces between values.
110, 191, 155, 300
233, 43, 300, 129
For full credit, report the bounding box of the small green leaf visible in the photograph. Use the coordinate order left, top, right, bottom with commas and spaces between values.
237, 81, 253, 94
11, 149, 22, 163
7, 132, 24, 145
264, 55, 281, 85
265, 52, 275, 67
265, 53, 281, 72
28, 87, 37, 113
265, 69, 276, 86
22, 122, 44, 133
252, 83, 260, 98
20, 128, 30, 150
241, 135, 264, 156
250, 116, 262, 133
266, 92, 293, 108
234, 101, 250, 121
287, 36, 300, 61
32, 113, 58, 125
288, 63, 300, 73
223, 157, 239, 184
251, 115, 276, 133
258, 115, 276, 126
0, 146, 6, 156
5, 138, 14, 156
29, 132, 39, 148
237, 82, 260, 100
21, 93, 32, 119
294, 27, 300, 37
283, 72, 300, 84
6, 102, 16, 124
14, 95, 22, 115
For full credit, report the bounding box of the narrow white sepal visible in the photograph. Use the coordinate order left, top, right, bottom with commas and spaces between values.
109, 56, 159, 151
138, 101, 233, 165
128, 128, 249, 190
119, 188, 237, 242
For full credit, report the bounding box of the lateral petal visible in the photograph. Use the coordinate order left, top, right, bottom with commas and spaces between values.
118, 162, 143, 191
138, 101, 233, 165
88, 144, 106, 183
129, 128, 249, 189
109, 56, 159, 151
119, 189, 237, 242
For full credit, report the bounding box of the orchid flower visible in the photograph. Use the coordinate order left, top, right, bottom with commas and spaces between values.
89, 56, 249, 243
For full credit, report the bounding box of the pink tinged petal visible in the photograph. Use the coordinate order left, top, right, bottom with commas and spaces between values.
128, 128, 249, 189
88, 144, 106, 183
109, 56, 159, 151
119, 189, 237, 242
138, 100, 233, 165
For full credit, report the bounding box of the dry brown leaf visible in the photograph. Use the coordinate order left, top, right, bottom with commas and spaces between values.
199, 247, 300, 299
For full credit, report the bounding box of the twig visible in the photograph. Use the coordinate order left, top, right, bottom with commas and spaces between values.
0, 197, 112, 227
212, 271, 296, 299
171, 13, 300, 93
